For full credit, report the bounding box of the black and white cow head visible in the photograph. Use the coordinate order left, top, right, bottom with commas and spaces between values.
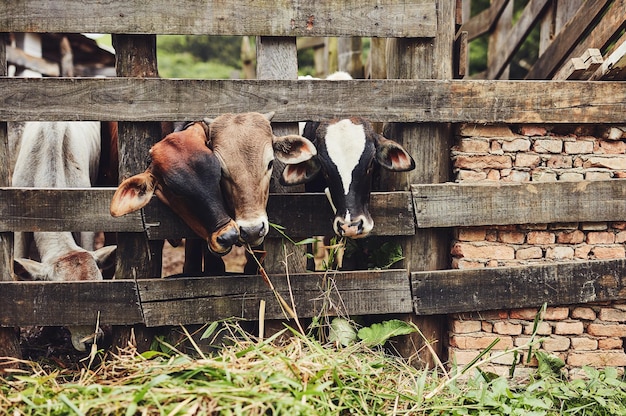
281, 117, 415, 239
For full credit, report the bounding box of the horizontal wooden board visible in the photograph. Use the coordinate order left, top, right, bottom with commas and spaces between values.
2, 0, 436, 37
0, 188, 414, 238
138, 269, 412, 326
412, 180, 626, 228
0, 280, 142, 326
0, 270, 411, 327
412, 258, 626, 315
2, 78, 626, 124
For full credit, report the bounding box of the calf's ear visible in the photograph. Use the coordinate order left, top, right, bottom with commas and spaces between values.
280, 158, 321, 186
375, 135, 416, 172
110, 171, 158, 217
273, 135, 317, 164
14, 258, 49, 281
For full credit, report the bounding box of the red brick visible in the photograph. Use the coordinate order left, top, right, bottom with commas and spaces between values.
534, 139, 563, 153
583, 156, 626, 170
510, 308, 542, 320
570, 337, 598, 351
516, 247, 543, 260
527, 231, 556, 245
575, 245, 592, 258
616, 231, 626, 243
457, 228, 487, 242
454, 155, 513, 170
554, 321, 584, 335
515, 154, 542, 168
598, 308, 626, 322
492, 322, 522, 335
598, 337, 623, 350
519, 125, 547, 136
571, 307, 596, 320
450, 335, 513, 350
587, 323, 626, 337
451, 242, 515, 260
544, 307, 569, 320
458, 124, 517, 138
542, 336, 571, 352
523, 321, 552, 335
557, 230, 585, 244
502, 138, 531, 152
451, 258, 485, 269
592, 246, 626, 259
451, 320, 482, 334
564, 140, 594, 154
598, 140, 626, 154
456, 170, 488, 181
457, 139, 490, 153
545, 246, 574, 260
567, 351, 626, 367
546, 155, 573, 169
498, 231, 525, 244
587, 231, 615, 244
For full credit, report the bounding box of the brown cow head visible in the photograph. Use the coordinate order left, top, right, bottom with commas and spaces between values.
205, 112, 316, 246
110, 122, 239, 255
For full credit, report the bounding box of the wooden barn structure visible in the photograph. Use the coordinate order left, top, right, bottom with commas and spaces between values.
1, 0, 626, 370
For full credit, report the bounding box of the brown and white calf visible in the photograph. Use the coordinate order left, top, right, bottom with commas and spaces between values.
282, 117, 415, 238
111, 112, 316, 255
12, 121, 117, 351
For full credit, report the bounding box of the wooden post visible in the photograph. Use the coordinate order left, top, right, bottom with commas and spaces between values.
256, 36, 308, 334
111, 34, 163, 351
0, 33, 21, 366
337, 37, 364, 78
487, 0, 513, 79
383, 2, 455, 368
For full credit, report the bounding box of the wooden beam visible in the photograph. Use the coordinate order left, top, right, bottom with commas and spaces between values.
3, 0, 436, 38
486, 0, 550, 80
412, 180, 626, 228
460, 0, 509, 41
525, 0, 612, 80
3, 78, 626, 124
553, 48, 603, 80
0, 188, 414, 238
0, 270, 412, 327
0, 280, 143, 326
592, 39, 626, 81
412, 258, 626, 315
6, 45, 60, 76
139, 270, 412, 326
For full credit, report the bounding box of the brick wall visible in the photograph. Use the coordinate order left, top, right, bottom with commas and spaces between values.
449, 124, 626, 376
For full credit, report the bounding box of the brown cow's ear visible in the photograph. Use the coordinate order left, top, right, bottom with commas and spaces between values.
375, 135, 416, 172
280, 159, 321, 186
110, 171, 157, 217
273, 135, 317, 164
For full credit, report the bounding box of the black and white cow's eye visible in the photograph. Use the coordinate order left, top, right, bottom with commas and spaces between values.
267, 160, 274, 171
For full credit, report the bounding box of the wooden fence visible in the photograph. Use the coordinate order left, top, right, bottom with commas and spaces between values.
2, 0, 626, 361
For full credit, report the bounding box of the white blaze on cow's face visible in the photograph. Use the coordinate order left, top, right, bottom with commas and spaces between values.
324, 119, 367, 196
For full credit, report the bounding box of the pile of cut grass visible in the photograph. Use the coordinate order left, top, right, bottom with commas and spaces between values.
2, 320, 626, 415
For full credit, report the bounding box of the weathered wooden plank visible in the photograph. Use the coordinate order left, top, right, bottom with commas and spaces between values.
486, 0, 550, 80
0, 188, 142, 232
412, 258, 626, 315
412, 180, 626, 228
138, 270, 412, 326
460, 0, 508, 41
2, 0, 436, 38
0, 188, 414, 237
3, 78, 626, 124
0, 280, 143, 326
525, 0, 612, 80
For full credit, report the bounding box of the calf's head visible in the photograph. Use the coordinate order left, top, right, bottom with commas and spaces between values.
205, 112, 316, 246
110, 122, 239, 255
282, 117, 415, 239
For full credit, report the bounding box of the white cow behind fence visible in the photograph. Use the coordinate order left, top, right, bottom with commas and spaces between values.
12, 121, 117, 351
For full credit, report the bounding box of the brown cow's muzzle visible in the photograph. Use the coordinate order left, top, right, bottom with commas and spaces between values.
208, 220, 240, 256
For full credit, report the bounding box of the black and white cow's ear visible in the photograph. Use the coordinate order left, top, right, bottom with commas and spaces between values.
280, 159, 322, 186
374, 134, 416, 172
110, 171, 158, 217
273, 134, 317, 164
